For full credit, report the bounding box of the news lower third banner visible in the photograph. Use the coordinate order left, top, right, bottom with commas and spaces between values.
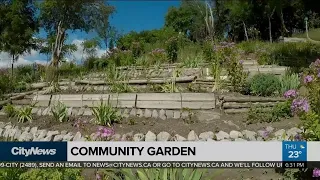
0, 141, 319, 168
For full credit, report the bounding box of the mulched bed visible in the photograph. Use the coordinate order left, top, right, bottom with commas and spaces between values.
0, 113, 300, 138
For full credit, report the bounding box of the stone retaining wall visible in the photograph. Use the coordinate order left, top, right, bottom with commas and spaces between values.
1, 106, 221, 121
0, 121, 302, 142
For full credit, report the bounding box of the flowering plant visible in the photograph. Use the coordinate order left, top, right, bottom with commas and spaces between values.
282, 59, 320, 178
95, 126, 115, 141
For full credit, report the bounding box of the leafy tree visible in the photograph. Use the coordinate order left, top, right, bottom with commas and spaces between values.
0, 0, 38, 78
81, 38, 101, 60
38, 0, 114, 82
165, 1, 207, 42
39, 35, 78, 63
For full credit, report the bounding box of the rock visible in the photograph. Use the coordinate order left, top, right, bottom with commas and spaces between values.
220, 139, 231, 141
31, 108, 39, 114
152, 110, 158, 118
199, 131, 214, 141
266, 126, 274, 132
144, 109, 152, 118
257, 130, 270, 138
181, 111, 189, 119
73, 132, 82, 141
257, 137, 264, 141
229, 130, 243, 139
122, 109, 129, 118
133, 133, 145, 141
0, 128, 3, 137
111, 134, 121, 141
42, 107, 50, 116
37, 108, 43, 116
63, 132, 74, 141
18, 132, 33, 141
30, 127, 38, 137
145, 131, 156, 141
60, 130, 67, 135
22, 126, 30, 133
274, 129, 286, 138
0, 122, 5, 128
234, 138, 246, 141
159, 109, 166, 120
157, 132, 171, 141
14, 128, 22, 140
83, 109, 92, 116
67, 107, 73, 116
130, 108, 137, 117
173, 111, 181, 119
165, 110, 174, 119
187, 130, 199, 141
215, 131, 230, 140
286, 127, 303, 138
36, 130, 48, 140
77, 108, 85, 116
71, 108, 78, 116
122, 132, 134, 141
173, 134, 187, 141
136, 109, 143, 117
47, 130, 59, 137
53, 135, 64, 141
242, 130, 257, 141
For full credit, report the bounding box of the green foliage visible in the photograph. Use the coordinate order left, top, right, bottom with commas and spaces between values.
165, 37, 179, 63
109, 50, 135, 66
92, 100, 121, 127
0, 72, 11, 96
81, 38, 101, 58
102, 168, 206, 180
279, 73, 300, 95
248, 74, 281, 96
17, 106, 33, 123
225, 56, 248, 92
19, 168, 84, 180
246, 100, 292, 124
58, 62, 85, 78
131, 41, 145, 58
0, 168, 27, 180
4, 104, 16, 118
51, 101, 68, 123
165, 1, 207, 42
109, 82, 135, 93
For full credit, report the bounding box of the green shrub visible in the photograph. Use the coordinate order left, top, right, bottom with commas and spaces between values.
19, 168, 84, 180
165, 36, 179, 63
246, 100, 292, 124
249, 74, 281, 96
102, 168, 207, 180
0, 73, 12, 95
0, 168, 27, 180
279, 73, 300, 95
17, 106, 33, 123
51, 101, 68, 122
92, 100, 121, 127
4, 104, 16, 118
83, 56, 98, 70
131, 41, 145, 58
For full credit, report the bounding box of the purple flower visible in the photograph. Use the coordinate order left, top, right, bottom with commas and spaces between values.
96, 127, 114, 139
96, 173, 102, 180
294, 134, 302, 141
239, 60, 244, 64
291, 98, 310, 114
284, 89, 298, 99
304, 75, 313, 83
315, 59, 320, 67
313, 168, 320, 177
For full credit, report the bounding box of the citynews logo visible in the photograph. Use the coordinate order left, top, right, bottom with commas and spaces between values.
11, 147, 56, 157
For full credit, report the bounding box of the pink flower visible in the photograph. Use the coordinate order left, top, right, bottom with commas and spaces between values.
304, 75, 313, 83
313, 168, 320, 177
291, 98, 310, 114
284, 89, 298, 99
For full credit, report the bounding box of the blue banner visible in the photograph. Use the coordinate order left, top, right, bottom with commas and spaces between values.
282, 141, 307, 162
0, 142, 67, 161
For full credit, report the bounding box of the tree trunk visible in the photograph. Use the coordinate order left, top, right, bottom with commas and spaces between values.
49, 21, 65, 84
268, 8, 276, 43
242, 21, 248, 41
50, 21, 66, 67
